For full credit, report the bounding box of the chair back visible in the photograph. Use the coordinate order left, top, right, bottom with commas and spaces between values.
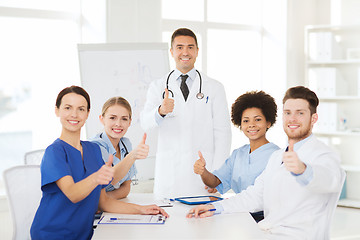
324, 169, 346, 239
3, 165, 42, 240
24, 149, 45, 165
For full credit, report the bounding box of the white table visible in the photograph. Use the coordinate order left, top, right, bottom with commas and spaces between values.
93, 193, 267, 239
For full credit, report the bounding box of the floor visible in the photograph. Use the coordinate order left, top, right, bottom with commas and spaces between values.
1, 181, 360, 240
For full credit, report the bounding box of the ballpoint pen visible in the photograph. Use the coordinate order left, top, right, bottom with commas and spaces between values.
200, 208, 216, 213
190, 208, 216, 216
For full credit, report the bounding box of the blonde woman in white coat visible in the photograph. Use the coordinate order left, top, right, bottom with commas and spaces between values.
188, 86, 345, 240
140, 28, 231, 198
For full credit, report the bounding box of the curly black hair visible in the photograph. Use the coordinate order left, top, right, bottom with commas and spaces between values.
231, 91, 277, 128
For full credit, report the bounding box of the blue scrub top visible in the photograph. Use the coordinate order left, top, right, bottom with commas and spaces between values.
213, 142, 279, 194
91, 132, 137, 191
30, 138, 105, 240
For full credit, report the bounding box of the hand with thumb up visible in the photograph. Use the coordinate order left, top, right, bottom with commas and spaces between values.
130, 133, 149, 160
159, 88, 174, 116
194, 151, 207, 175
282, 139, 306, 175
95, 154, 115, 185
194, 151, 222, 190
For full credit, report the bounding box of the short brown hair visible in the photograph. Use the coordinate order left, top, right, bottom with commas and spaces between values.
56, 85, 90, 111
282, 86, 319, 115
101, 97, 132, 119
231, 91, 277, 128
171, 28, 198, 48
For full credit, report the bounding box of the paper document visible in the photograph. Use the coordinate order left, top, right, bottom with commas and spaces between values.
129, 198, 174, 207
154, 198, 174, 207
98, 213, 166, 224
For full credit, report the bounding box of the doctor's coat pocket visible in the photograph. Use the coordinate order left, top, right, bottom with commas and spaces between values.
194, 97, 212, 123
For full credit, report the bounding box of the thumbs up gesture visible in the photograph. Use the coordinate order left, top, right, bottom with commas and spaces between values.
130, 133, 149, 160
159, 88, 174, 116
95, 154, 115, 185
282, 139, 306, 175
106, 154, 114, 167
194, 151, 207, 175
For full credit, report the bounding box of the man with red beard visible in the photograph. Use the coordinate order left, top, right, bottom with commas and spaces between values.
187, 86, 345, 240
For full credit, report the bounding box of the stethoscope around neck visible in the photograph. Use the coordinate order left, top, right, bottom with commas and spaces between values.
162, 69, 204, 100
100, 132, 129, 159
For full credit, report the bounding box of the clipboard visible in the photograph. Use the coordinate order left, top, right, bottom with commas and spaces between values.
174, 195, 223, 205
98, 214, 166, 224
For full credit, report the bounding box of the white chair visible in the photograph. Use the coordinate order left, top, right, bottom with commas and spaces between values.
3, 165, 42, 240
324, 169, 346, 239
24, 149, 45, 165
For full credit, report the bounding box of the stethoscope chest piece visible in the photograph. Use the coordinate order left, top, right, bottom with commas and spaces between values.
196, 92, 204, 99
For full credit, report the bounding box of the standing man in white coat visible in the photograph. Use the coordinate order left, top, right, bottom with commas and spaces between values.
188, 86, 345, 240
140, 28, 231, 198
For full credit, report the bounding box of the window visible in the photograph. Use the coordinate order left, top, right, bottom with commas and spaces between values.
0, 2, 81, 191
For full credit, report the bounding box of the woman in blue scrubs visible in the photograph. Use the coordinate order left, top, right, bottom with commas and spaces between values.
30, 86, 168, 240
193, 90, 279, 222
91, 97, 147, 199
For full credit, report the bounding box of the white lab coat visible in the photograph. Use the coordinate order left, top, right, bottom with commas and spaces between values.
140, 70, 231, 198
218, 135, 344, 240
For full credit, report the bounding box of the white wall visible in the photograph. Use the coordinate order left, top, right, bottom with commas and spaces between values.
80, 0, 163, 43
339, 0, 360, 25
286, 0, 331, 88
106, 0, 162, 42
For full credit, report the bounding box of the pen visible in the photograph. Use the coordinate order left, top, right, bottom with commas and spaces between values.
206, 96, 209, 103
163, 198, 175, 203
110, 217, 141, 221
192, 208, 216, 215
202, 208, 216, 213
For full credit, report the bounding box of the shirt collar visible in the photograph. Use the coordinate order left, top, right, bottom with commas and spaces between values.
101, 132, 127, 157
100, 132, 117, 156
288, 134, 313, 152
174, 68, 197, 82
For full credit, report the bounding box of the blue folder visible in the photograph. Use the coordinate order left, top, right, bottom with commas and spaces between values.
174, 195, 223, 205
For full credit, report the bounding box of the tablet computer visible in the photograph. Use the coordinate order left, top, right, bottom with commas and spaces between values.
174, 195, 223, 205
